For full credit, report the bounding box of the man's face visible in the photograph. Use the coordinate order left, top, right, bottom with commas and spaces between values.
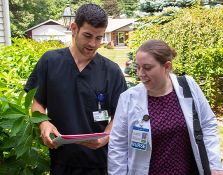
72, 22, 106, 58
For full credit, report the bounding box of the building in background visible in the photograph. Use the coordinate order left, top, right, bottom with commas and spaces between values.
25, 17, 135, 46
0, 0, 11, 45
104, 18, 135, 46
25, 19, 67, 43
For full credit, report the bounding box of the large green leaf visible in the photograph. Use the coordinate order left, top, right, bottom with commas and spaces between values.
16, 122, 32, 146
0, 137, 15, 149
17, 91, 25, 106
8, 103, 25, 115
10, 117, 25, 137
31, 111, 48, 124
32, 125, 41, 139
0, 119, 15, 129
2, 113, 25, 120
15, 134, 32, 159
21, 148, 39, 167
25, 88, 36, 111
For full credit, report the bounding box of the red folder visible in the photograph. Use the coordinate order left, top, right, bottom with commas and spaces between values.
53, 132, 109, 146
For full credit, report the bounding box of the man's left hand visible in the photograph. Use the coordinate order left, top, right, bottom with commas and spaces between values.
211, 170, 223, 175
76, 135, 109, 149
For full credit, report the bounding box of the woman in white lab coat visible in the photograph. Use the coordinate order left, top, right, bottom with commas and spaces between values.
108, 39, 223, 175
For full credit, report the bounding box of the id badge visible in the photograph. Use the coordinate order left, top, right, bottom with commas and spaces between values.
131, 126, 149, 151
93, 110, 109, 122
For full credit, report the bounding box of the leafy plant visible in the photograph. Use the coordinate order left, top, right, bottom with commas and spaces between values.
0, 89, 49, 175
0, 38, 63, 174
0, 38, 64, 96
127, 6, 223, 107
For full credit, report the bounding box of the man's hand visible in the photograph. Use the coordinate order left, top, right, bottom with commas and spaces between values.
39, 120, 60, 149
211, 170, 223, 175
76, 135, 109, 149
76, 120, 113, 149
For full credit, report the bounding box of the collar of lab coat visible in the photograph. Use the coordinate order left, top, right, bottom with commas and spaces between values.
132, 73, 193, 133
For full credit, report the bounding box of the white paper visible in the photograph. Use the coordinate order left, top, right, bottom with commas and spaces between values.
53, 132, 109, 146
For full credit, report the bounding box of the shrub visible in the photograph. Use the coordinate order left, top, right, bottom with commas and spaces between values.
0, 38, 64, 174
0, 89, 49, 174
128, 6, 223, 107
0, 38, 64, 95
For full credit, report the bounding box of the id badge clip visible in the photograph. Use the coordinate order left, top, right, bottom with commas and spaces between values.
93, 110, 109, 122
93, 93, 109, 122
131, 114, 151, 151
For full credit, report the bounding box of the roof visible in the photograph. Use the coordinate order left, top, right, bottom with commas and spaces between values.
25, 18, 136, 33
25, 19, 64, 32
105, 18, 136, 32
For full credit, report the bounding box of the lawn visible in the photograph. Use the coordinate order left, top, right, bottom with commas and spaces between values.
98, 47, 131, 69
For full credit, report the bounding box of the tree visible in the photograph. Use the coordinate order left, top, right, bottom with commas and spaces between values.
119, 0, 140, 17
9, 0, 68, 37
103, 0, 121, 17
140, 0, 223, 13
140, 0, 195, 13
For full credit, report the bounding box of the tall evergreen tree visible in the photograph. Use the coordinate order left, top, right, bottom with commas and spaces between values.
119, 0, 140, 17
103, 0, 121, 17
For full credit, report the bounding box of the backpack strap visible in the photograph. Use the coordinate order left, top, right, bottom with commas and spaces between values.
177, 76, 211, 175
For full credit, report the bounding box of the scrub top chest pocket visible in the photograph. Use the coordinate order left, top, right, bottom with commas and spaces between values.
131, 126, 149, 151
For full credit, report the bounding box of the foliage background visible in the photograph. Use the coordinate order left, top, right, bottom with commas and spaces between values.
2, 1, 223, 174
9, 0, 140, 37
0, 39, 64, 174
128, 6, 223, 107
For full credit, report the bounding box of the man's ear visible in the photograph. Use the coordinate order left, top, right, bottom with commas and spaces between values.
70, 23, 78, 36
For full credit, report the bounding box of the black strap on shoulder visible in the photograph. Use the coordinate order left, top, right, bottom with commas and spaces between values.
177, 76, 211, 175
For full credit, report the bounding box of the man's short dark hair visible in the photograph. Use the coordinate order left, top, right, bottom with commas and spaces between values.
75, 4, 108, 28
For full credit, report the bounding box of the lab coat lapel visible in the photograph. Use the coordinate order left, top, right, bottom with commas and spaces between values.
134, 83, 152, 148
135, 84, 148, 112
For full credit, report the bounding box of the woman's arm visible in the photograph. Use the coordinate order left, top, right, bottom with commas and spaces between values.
108, 94, 129, 175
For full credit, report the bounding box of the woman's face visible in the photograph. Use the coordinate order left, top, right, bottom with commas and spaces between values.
135, 51, 171, 92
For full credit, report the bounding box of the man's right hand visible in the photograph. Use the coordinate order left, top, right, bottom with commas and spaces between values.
39, 120, 61, 149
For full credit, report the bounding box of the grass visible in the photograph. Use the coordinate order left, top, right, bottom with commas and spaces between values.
98, 47, 131, 69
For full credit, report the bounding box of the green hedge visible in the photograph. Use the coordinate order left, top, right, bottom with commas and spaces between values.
128, 6, 223, 107
0, 38, 64, 174
0, 38, 64, 94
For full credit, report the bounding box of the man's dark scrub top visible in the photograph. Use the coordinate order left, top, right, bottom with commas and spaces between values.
25, 47, 127, 168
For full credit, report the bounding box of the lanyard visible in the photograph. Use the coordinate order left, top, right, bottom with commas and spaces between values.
97, 93, 105, 113
95, 80, 108, 113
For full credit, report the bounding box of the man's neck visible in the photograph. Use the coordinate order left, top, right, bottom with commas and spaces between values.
69, 45, 95, 72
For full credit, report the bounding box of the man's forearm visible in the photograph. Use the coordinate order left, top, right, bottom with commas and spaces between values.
31, 99, 46, 114
105, 119, 113, 134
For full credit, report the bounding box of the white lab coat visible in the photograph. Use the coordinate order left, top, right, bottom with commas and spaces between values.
108, 74, 223, 175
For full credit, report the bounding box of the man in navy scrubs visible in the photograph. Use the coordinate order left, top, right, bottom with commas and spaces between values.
25, 4, 127, 175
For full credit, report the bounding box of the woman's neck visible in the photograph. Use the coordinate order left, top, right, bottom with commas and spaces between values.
148, 77, 173, 97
